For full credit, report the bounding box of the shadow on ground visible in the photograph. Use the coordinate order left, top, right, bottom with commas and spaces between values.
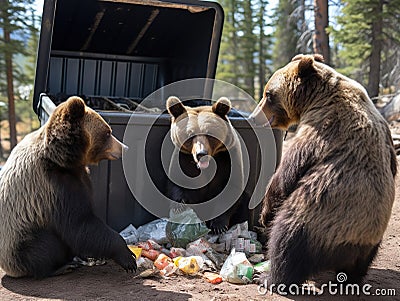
2, 262, 192, 301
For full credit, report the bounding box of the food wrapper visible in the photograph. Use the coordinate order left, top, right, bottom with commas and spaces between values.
219, 248, 254, 284
203, 272, 223, 284
137, 219, 168, 244
119, 224, 139, 244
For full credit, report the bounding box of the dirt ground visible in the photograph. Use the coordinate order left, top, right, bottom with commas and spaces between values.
1, 141, 400, 301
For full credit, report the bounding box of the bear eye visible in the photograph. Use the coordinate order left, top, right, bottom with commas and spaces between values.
104, 131, 111, 140
265, 91, 274, 103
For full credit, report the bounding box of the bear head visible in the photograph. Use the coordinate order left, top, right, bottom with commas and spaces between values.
166, 96, 236, 170
45, 96, 127, 167
250, 54, 326, 130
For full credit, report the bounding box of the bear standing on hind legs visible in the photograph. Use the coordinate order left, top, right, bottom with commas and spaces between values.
251, 54, 397, 289
0, 96, 136, 278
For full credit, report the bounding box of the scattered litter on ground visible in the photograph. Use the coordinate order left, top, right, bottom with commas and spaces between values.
119, 208, 267, 285
137, 218, 169, 244
203, 271, 223, 284
253, 260, 271, 273
120, 224, 139, 244
248, 253, 264, 264
174, 256, 204, 275
72, 256, 107, 267
127, 245, 142, 258
220, 249, 254, 284
166, 208, 210, 248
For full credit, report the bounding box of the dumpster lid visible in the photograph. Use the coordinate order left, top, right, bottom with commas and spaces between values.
33, 0, 224, 114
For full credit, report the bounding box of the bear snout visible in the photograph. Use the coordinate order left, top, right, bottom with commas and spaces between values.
191, 137, 211, 169
196, 149, 208, 161
196, 155, 211, 169
107, 135, 128, 160
250, 103, 271, 127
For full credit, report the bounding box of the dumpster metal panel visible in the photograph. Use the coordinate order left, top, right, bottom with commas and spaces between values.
33, 0, 224, 111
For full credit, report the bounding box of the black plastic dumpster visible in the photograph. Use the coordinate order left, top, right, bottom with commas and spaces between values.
33, 0, 283, 231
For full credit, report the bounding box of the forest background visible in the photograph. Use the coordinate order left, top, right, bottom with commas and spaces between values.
0, 0, 399, 162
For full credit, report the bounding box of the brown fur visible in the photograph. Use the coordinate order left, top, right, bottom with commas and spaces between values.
167, 96, 237, 159
45, 96, 124, 167
0, 96, 135, 278
251, 54, 397, 286
166, 96, 249, 233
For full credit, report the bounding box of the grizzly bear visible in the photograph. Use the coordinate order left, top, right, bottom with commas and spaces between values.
166, 96, 249, 234
251, 54, 397, 287
0, 96, 137, 278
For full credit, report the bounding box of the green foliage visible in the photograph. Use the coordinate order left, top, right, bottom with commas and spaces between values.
0, 0, 40, 158
0, 0, 37, 56
216, 0, 273, 100
216, 0, 316, 99
271, 0, 312, 69
331, 0, 400, 89
217, 0, 240, 86
216, 0, 400, 97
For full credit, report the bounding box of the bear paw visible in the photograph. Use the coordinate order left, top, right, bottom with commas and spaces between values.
113, 248, 137, 273
208, 218, 229, 234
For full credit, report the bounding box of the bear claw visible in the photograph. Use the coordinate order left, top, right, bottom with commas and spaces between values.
123, 258, 137, 273
209, 223, 229, 235
114, 250, 137, 273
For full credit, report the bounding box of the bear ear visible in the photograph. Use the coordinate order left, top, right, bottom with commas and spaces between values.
166, 96, 186, 118
297, 55, 317, 79
291, 54, 304, 62
313, 54, 324, 63
291, 53, 324, 63
212, 97, 231, 117
62, 96, 86, 120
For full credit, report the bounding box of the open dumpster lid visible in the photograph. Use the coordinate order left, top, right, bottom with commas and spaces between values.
33, 0, 224, 114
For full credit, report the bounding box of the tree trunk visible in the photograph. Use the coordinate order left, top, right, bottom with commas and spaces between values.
313, 0, 330, 65
367, 0, 383, 100
258, 2, 265, 101
243, 0, 255, 98
299, 0, 307, 53
0, 121, 3, 159
230, 0, 239, 87
1, 0, 17, 150
4, 31, 17, 150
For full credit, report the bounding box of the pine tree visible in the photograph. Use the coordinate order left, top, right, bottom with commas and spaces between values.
313, 0, 330, 64
216, 0, 240, 87
255, 0, 272, 100
0, 0, 36, 150
217, 0, 261, 99
272, 0, 303, 69
239, 0, 256, 98
333, 0, 400, 99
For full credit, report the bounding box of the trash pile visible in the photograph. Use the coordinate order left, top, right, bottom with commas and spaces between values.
119, 208, 270, 285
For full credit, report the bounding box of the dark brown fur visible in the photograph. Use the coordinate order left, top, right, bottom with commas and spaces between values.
251, 54, 397, 288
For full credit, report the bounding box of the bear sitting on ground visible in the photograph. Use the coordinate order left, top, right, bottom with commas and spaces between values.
0, 96, 137, 278
250, 54, 397, 288
166, 96, 249, 234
